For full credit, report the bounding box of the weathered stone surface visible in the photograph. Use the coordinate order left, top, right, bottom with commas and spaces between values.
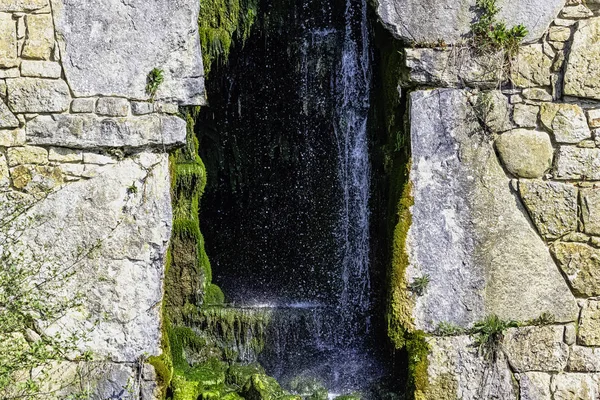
131, 101, 153, 115
425, 336, 517, 400
522, 88, 553, 102
540, 103, 590, 144
513, 104, 539, 128
519, 180, 578, 239
554, 146, 600, 180
0, 154, 10, 190
403, 48, 504, 88
503, 325, 569, 372
4, 153, 170, 361
551, 242, 600, 297
495, 129, 554, 178
511, 44, 553, 88
376, 0, 564, 44
568, 346, 600, 372
0, 13, 17, 67
0, 0, 47, 12
579, 301, 600, 346
6, 145, 48, 166
7, 78, 70, 113
564, 324, 576, 345
564, 18, 600, 100
547, 26, 572, 42
9, 164, 62, 193
587, 109, 600, 128
518, 372, 552, 400
48, 147, 82, 163
581, 188, 600, 235
407, 89, 577, 331
0, 128, 25, 147
22, 14, 54, 60
561, 4, 594, 18
70, 98, 95, 113
0, 99, 19, 128
96, 97, 129, 117
480, 90, 513, 133
26, 114, 186, 149
0, 68, 20, 79
20, 60, 62, 79
553, 373, 600, 400
50, 0, 206, 105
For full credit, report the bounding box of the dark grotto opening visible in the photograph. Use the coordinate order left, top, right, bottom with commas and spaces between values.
195, 0, 403, 397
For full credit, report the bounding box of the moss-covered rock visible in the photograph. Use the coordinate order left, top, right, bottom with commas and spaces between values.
241, 374, 285, 400
227, 363, 265, 387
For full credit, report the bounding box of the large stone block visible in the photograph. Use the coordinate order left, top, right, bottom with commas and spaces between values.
510, 44, 553, 88
553, 373, 600, 400
0, 0, 47, 12
554, 146, 600, 180
50, 0, 206, 105
568, 346, 600, 372
0, 99, 19, 128
579, 301, 600, 346
425, 336, 517, 399
22, 14, 55, 60
407, 89, 577, 331
0, 13, 17, 67
540, 103, 591, 144
518, 372, 552, 400
581, 188, 600, 235
376, 0, 564, 44
495, 129, 554, 178
26, 114, 186, 149
564, 18, 600, 100
551, 242, 600, 297
7, 78, 70, 113
519, 180, 578, 240
503, 325, 569, 372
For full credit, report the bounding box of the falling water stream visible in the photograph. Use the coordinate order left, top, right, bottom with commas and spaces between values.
198, 0, 390, 396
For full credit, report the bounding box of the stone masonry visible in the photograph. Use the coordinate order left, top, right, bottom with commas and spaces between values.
0, 0, 205, 398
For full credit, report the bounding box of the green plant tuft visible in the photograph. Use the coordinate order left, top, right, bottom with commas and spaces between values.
472, 0, 528, 57
146, 68, 165, 100
435, 322, 465, 337
470, 315, 518, 361
409, 275, 430, 296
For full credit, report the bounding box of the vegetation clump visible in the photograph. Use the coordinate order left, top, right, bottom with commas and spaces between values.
146, 67, 165, 100
471, 0, 528, 57
470, 314, 518, 361
409, 275, 430, 296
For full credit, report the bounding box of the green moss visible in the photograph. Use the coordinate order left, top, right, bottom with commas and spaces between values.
204, 284, 225, 305
405, 331, 430, 398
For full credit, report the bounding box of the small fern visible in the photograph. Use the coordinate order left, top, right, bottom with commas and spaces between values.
146, 68, 164, 100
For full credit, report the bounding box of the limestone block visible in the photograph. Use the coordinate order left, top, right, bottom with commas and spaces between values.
547, 26, 572, 42
0, 0, 47, 12
511, 44, 553, 88
579, 301, 600, 346
20, 60, 62, 78
568, 346, 600, 372
6, 78, 70, 113
50, 0, 206, 105
551, 242, 600, 297
513, 104, 539, 128
408, 89, 577, 331
522, 88, 553, 102
587, 109, 600, 129
0, 99, 19, 128
495, 129, 554, 178
564, 324, 576, 345
48, 147, 82, 162
554, 146, 600, 180
0, 128, 25, 147
26, 114, 186, 149
425, 336, 517, 400
581, 188, 600, 235
0, 153, 10, 190
503, 325, 568, 372
0, 80, 6, 100
22, 14, 54, 60
131, 101, 153, 115
57, 163, 84, 177
70, 98, 95, 113
7, 145, 48, 166
480, 90, 513, 133
564, 18, 600, 100
375, 0, 564, 44
96, 97, 129, 117
154, 101, 178, 114
83, 152, 117, 165
9, 164, 62, 193
561, 4, 594, 18
540, 103, 590, 144
519, 180, 578, 239
518, 372, 552, 400
0, 68, 20, 78
553, 373, 600, 400
403, 47, 504, 88
0, 13, 17, 67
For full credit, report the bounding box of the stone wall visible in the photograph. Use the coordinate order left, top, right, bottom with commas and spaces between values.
378, 0, 600, 398
0, 0, 204, 398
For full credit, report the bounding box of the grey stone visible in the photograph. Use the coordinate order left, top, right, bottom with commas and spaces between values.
0, 13, 17, 68
0, 68, 20, 79
403, 47, 504, 88
519, 372, 552, 400
522, 88, 553, 101
57, 163, 84, 177
587, 109, 600, 128
568, 346, 600, 372
564, 18, 600, 100
513, 104, 539, 128
547, 26, 573, 42
7, 78, 70, 113
564, 324, 576, 345
26, 114, 186, 149
540, 103, 591, 144
6, 145, 48, 167
511, 44, 553, 88
407, 89, 577, 332
495, 129, 554, 178
503, 325, 568, 372
0, 128, 25, 147
581, 188, 600, 235
0, 99, 19, 128
70, 98, 95, 113
551, 242, 600, 297
561, 4, 594, 18
131, 101, 153, 115
553, 373, 600, 400
554, 146, 600, 180
48, 147, 82, 163
22, 14, 54, 60
0, 154, 10, 190
154, 102, 179, 114
375, 0, 564, 44
50, 0, 206, 105
579, 301, 600, 346
20, 60, 62, 79
478, 90, 513, 133
0, 0, 47, 12
83, 152, 116, 165
424, 336, 518, 399
519, 180, 578, 239
96, 97, 129, 117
